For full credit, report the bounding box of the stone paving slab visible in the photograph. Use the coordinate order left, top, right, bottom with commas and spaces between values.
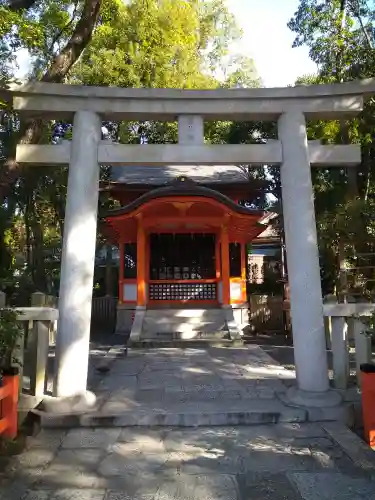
288, 472, 375, 499
23, 491, 106, 500
237, 472, 303, 500
61, 429, 122, 449
2, 424, 375, 500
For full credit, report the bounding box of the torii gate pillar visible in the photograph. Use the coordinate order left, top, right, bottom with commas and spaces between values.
54, 110, 101, 397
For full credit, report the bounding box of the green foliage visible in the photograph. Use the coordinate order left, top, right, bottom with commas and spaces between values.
0, 0, 259, 300
220, 55, 261, 88
0, 309, 23, 370
288, 0, 374, 79
290, 1, 375, 296
197, 0, 241, 72
70, 0, 241, 89
0, 0, 87, 75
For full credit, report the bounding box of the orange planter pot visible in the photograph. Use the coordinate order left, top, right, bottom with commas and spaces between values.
360, 363, 375, 449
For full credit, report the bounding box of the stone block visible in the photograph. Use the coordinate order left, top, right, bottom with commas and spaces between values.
118, 428, 164, 443
24, 491, 105, 500
100, 401, 137, 413
61, 428, 121, 449
237, 472, 303, 500
177, 450, 244, 475
38, 449, 104, 489
323, 422, 375, 473
98, 451, 168, 477
288, 472, 375, 499
12, 448, 56, 473
111, 436, 165, 454
274, 423, 328, 439
110, 361, 145, 376
114, 305, 134, 335
106, 491, 155, 500
27, 430, 66, 450
96, 375, 137, 392
241, 451, 319, 474
39, 391, 97, 414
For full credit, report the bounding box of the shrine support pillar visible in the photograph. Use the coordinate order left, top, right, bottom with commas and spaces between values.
54, 110, 101, 397
137, 219, 146, 306
220, 225, 230, 305
119, 240, 124, 302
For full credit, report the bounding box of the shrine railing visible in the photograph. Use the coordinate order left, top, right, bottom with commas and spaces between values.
148, 281, 218, 302
323, 301, 375, 389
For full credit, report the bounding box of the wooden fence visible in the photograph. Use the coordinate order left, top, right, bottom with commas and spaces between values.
248, 294, 285, 333
91, 295, 117, 333
31, 292, 118, 335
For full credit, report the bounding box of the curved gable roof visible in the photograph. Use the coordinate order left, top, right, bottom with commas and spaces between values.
105, 176, 263, 218
110, 165, 249, 184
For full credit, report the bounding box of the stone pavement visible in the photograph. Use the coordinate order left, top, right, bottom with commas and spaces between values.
4, 346, 375, 499
64, 345, 305, 427
1, 423, 375, 499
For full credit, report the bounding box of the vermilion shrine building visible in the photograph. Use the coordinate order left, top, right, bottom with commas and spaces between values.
103, 165, 272, 338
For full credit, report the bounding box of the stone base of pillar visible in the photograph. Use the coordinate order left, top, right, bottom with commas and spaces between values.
128, 306, 146, 343
286, 386, 342, 407
39, 390, 97, 414
115, 303, 135, 337
222, 305, 242, 340
279, 386, 353, 423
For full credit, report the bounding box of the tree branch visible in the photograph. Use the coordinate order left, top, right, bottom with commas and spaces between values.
47, 0, 80, 56
42, 0, 102, 83
352, 0, 373, 49
0, 0, 103, 202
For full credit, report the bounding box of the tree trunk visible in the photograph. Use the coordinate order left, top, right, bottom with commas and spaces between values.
105, 244, 113, 296
30, 214, 47, 292
52, 195, 65, 238
338, 239, 348, 303
40, 0, 102, 84
0, 0, 102, 203
24, 201, 32, 271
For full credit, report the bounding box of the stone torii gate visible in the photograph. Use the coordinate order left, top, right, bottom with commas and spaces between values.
8, 80, 375, 408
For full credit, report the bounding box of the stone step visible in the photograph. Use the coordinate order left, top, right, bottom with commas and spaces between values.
142, 308, 229, 338
34, 400, 307, 428
144, 310, 226, 323
143, 321, 226, 328
129, 338, 242, 348
142, 323, 227, 333
143, 315, 227, 322
141, 330, 228, 339
145, 308, 225, 318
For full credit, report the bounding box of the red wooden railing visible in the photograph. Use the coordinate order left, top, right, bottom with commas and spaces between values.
0, 374, 19, 439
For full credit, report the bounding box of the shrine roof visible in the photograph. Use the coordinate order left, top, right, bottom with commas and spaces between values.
110, 164, 249, 185
105, 176, 263, 218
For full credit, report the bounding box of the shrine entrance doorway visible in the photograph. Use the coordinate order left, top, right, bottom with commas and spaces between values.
148, 233, 218, 304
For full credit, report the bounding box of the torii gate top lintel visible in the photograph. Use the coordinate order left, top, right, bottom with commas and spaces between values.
7, 78, 375, 121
